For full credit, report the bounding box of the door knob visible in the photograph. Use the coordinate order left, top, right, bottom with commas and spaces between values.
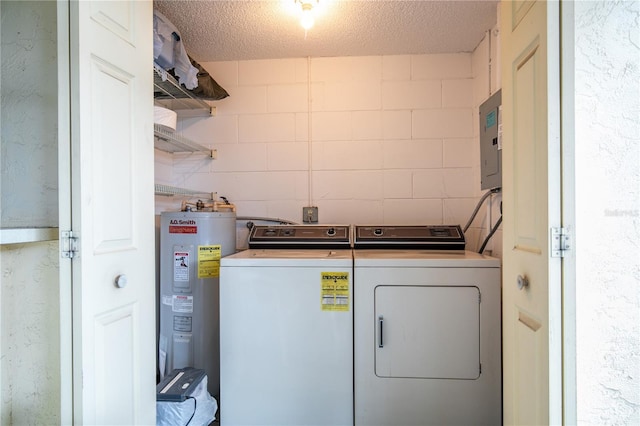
517, 274, 529, 290
115, 274, 128, 288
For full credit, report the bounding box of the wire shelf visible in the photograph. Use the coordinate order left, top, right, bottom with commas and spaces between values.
153, 124, 213, 157
154, 184, 215, 199
153, 63, 213, 115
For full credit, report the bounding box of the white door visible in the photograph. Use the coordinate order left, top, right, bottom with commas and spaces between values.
69, 1, 155, 424
501, 0, 563, 424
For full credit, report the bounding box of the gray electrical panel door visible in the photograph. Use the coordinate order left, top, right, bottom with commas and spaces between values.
479, 90, 502, 189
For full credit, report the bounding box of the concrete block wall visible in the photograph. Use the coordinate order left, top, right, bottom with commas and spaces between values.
1, 2, 61, 424
156, 50, 502, 253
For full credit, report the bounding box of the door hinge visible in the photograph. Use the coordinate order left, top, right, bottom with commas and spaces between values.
551, 227, 571, 258
61, 231, 79, 258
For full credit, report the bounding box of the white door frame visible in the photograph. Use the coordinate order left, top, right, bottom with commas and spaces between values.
57, 0, 74, 424
559, 1, 577, 424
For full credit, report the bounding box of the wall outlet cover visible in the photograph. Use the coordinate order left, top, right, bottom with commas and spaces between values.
303, 206, 318, 223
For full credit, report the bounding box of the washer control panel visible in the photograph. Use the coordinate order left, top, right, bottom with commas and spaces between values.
355, 225, 465, 250
249, 225, 351, 249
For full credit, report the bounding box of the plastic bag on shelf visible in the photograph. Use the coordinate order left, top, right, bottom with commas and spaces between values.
153, 10, 198, 90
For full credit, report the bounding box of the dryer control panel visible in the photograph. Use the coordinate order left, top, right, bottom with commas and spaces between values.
249, 225, 352, 249
354, 225, 465, 250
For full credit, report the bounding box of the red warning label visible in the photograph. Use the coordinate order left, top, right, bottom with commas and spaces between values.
169, 225, 197, 234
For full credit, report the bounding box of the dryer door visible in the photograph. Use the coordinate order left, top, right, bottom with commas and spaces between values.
375, 285, 480, 379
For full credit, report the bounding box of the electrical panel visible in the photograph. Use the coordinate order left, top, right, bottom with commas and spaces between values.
479, 90, 502, 190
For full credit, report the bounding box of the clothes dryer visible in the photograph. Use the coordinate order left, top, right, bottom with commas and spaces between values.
219, 225, 353, 426
353, 225, 501, 426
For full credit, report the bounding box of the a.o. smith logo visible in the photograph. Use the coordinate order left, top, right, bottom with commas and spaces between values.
169, 219, 196, 225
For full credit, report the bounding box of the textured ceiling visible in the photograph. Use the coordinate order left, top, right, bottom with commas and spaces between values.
154, 0, 498, 62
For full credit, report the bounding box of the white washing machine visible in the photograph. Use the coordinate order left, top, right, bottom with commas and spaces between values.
219, 225, 354, 426
353, 225, 502, 426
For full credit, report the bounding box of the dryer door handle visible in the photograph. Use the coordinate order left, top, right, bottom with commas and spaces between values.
378, 315, 384, 348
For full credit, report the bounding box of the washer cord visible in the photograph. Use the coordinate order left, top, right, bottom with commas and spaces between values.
463, 187, 501, 233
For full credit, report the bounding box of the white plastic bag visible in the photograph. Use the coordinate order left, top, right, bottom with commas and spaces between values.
152, 10, 199, 90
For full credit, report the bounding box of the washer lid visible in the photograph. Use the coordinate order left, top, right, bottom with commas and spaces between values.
221, 249, 353, 267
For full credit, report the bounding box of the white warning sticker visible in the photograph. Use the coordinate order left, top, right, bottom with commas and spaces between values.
174, 251, 189, 281
172, 295, 194, 313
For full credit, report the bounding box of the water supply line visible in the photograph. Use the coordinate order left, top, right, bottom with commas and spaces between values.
462, 187, 502, 254
239, 217, 299, 227
307, 55, 314, 208
463, 187, 501, 233
479, 202, 502, 254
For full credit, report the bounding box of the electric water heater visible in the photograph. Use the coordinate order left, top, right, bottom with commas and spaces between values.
159, 210, 236, 399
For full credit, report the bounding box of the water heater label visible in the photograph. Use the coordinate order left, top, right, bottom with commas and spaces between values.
174, 251, 190, 281
169, 219, 197, 234
320, 272, 350, 312
173, 315, 193, 332
172, 295, 193, 313
198, 245, 222, 278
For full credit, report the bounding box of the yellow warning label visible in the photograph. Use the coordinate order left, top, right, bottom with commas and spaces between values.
320, 272, 350, 311
197, 245, 222, 278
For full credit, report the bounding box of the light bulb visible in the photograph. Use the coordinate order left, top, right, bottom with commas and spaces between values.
300, 3, 314, 30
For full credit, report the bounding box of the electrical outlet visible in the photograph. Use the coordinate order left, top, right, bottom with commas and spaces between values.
303, 206, 318, 223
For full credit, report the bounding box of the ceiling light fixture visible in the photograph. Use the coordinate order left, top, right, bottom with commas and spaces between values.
297, 0, 319, 30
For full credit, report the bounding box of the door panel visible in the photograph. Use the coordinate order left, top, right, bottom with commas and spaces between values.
512, 1, 536, 30
513, 38, 542, 251
89, 0, 135, 43
90, 58, 135, 251
501, 0, 562, 424
94, 306, 136, 424
70, 1, 155, 424
515, 310, 544, 425
375, 286, 480, 379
